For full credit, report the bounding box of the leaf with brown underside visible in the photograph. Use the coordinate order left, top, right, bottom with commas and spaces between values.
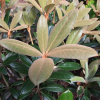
12, 25, 28, 31
46, 9, 78, 53
0, 28, 8, 32
37, 15, 48, 54
47, 44, 98, 60
10, 11, 22, 30
0, 39, 42, 57
28, 58, 54, 85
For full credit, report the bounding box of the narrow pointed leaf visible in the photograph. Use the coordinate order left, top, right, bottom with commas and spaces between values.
0, 28, 8, 32
95, 35, 100, 43
47, 0, 54, 4
47, 44, 98, 60
66, 28, 83, 44
37, 15, 48, 54
47, 9, 78, 52
77, 8, 91, 20
74, 20, 94, 27
28, 58, 54, 85
76, 1, 83, 8
88, 77, 100, 83
66, 2, 75, 14
0, 39, 42, 57
56, 6, 62, 20
60, 1, 69, 6
8, 0, 18, 8
25, 0, 43, 13
12, 25, 28, 31
70, 76, 86, 83
23, 11, 29, 25
4, 9, 10, 24
10, 11, 22, 30
57, 90, 73, 100
16, 3, 32, 8
84, 31, 100, 35
0, 18, 9, 30
90, 4, 97, 12
97, 0, 100, 12
38, 0, 46, 10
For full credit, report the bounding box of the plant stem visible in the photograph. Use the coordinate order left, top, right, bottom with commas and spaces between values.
37, 84, 40, 92
27, 26, 34, 45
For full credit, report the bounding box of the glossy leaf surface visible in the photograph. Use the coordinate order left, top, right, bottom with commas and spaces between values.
0, 39, 42, 57
47, 44, 98, 60
28, 58, 54, 85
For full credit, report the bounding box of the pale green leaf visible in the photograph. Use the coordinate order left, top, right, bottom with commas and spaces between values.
74, 20, 94, 27
46, 9, 78, 53
66, 2, 75, 14
77, 8, 91, 20
47, 44, 98, 60
59, 1, 69, 6
86, 21, 100, 31
47, 0, 54, 4
73, 0, 79, 6
0, 18, 9, 30
70, 76, 86, 83
25, 0, 43, 13
66, 27, 83, 44
28, 58, 54, 85
10, 11, 22, 30
44, 3, 55, 14
8, 0, 19, 8
15, 3, 32, 8
97, 0, 100, 12
88, 77, 100, 83
23, 11, 29, 25
0, 39, 42, 57
0, 28, 8, 32
12, 25, 28, 31
56, 6, 62, 20
38, 0, 46, 10
95, 35, 100, 43
37, 15, 48, 54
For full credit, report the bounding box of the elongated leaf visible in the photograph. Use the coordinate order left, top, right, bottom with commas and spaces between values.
97, 0, 100, 12
43, 84, 65, 92
90, 4, 98, 12
47, 44, 98, 60
47, 9, 78, 52
60, 1, 69, 6
74, 20, 94, 27
0, 28, 8, 32
32, 93, 39, 100
4, 9, 10, 24
23, 11, 29, 25
66, 28, 83, 44
66, 2, 75, 14
28, 58, 54, 85
15, 3, 32, 8
73, 0, 79, 6
56, 6, 62, 20
0, 67, 7, 75
10, 11, 22, 30
12, 25, 28, 31
84, 31, 100, 35
25, 0, 43, 13
0, 39, 42, 57
0, 18, 9, 30
88, 77, 100, 83
38, 0, 46, 10
57, 90, 73, 100
77, 8, 91, 20
76, 1, 83, 8
95, 35, 100, 43
84, 88, 90, 99
86, 21, 100, 31
8, 0, 18, 8
70, 76, 86, 83
37, 15, 48, 54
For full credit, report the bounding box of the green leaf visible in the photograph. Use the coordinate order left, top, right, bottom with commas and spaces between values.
42, 92, 56, 100
32, 93, 39, 100
4, 9, 10, 24
70, 76, 86, 83
19, 54, 32, 67
51, 57, 62, 64
0, 67, 7, 75
77, 86, 84, 96
20, 78, 35, 94
0, 18, 9, 30
11, 80, 24, 86
0, 39, 42, 57
12, 24, 28, 31
10, 11, 22, 30
47, 44, 98, 60
10, 87, 19, 99
43, 84, 65, 92
88, 77, 100, 83
84, 88, 90, 99
49, 70, 74, 80
3, 52, 18, 65
23, 11, 29, 25
0, 28, 8, 32
90, 89, 100, 98
29, 58, 54, 85
25, 0, 43, 13
8, 0, 19, 8
38, 0, 46, 10
57, 90, 73, 100
77, 8, 91, 20
56, 6, 62, 20
58, 62, 81, 70
66, 2, 75, 14
46, 9, 78, 52
66, 27, 83, 44
81, 96, 89, 100
10, 62, 29, 75
74, 20, 94, 27
37, 15, 48, 54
